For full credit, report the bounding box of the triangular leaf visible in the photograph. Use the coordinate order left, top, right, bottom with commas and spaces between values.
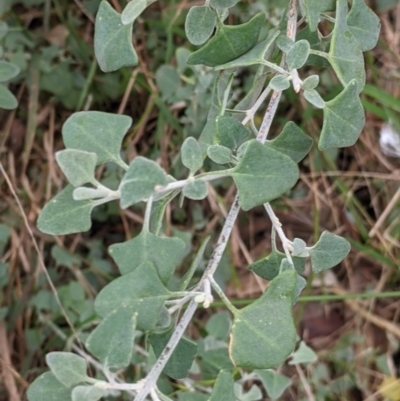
255, 370, 291, 400
230, 140, 299, 211
27, 372, 72, 401
182, 180, 208, 200
319, 79, 365, 150
185, 6, 216, 46
187, 13, 265, 67
215, 116, 252, 150
289, 341, 317, 365
62, 111, 132, 167
94, 0, 138, 72
72, 385, 108, 401
108, 229, 186, 283
85, 307, 136, 369
308, 231, 350, 273
229, 270, 297, 369
0, 84, 18, 110
234, 383, 262, 401
37, 185, 94, 235
0, 60, 20, 82
46, 352, 88, 387
207, 371, 236, 401
303, 0, 335, 31
121, 0, 147, 25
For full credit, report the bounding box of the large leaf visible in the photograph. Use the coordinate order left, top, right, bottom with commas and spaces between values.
0, 60, 20, 82
119, 157, 168, 208
0, 84, 18, 109
108, 229, 186, 283
37, 185, 94, 235
185, 6, 216, 46
207, 371, 236, 401
328, 0, 365, 92
319, 79, 365, 150
229, 270, 297, 369
94, 261, 171, 331
229, 140, 299, 211
85, 307, 136, 369
72, 385, 108, 401
303, 0, 335, 31
215, 116, 251, 150
94, 0, 138, 72
187, 13, 265, 67
256, 370, 291, 400
62, 111, 132, 167
27, 372, 72, 401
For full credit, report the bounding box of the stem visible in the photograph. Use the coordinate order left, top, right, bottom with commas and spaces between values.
261, 60, 290, 75
242, 84, 271, 126
143, 196, 153, 232
210, 277, 237, 314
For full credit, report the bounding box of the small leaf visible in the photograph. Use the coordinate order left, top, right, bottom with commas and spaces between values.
182, 180, 208, 200
0, 60, 20, 82
210, 0, 239, 8
181, 137, 203, 173
347, 0, 380, 52
293, 274, 307, 303
234, 383, 262, 401
119, 157, 168, 208
55, 149, 97, 187
266, 121, 313, 163
286, 40, 310, 70
149, 328, 198, 379
156, 65, 181, 100
0, 84, 18, 110
121, 0, 147, 25
46, 352, 88, 387
328, 0, 365, 92
72, 385, 108, 401
37, 185, 94, 235
94, 0, 138, 72
185, 6, 216, 46
303, 89, 325, 109
292, 238, 309, 257
187, 13, 265, 67
85, 307, 136, 369
276, 35, 294, 53
207, 145, 232, 164
108, 229, 186, 283
215, 116, 251, 150
94, 261, 171, 331
289, 341, 317, 365
308, 231, 350, 273
62, 111, 132, 166
230, 140, 299, 211
229, 270, 297, 369
301, 74, 319, 90
303, 0, 335, 32
207, 371, 236, 401
269, 75, 290, 91
319, 79, 365, 150
255, 370, 291, 400
27, 372, 72, 401
206, 311, 232, 340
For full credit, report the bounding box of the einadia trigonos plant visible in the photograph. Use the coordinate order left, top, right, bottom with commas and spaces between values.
27, 0, 380, 400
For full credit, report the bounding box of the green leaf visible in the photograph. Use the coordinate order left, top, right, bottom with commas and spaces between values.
319, 79, 365, 150
207, 145, 232, 164
185, 6, 216, 46
347, 0, 380, 52
229, 140, 299, 211
108, 229, 186, 283
187, 13, 265, 67
121, 0, 147, 25
210, 0, 239, 8
229, 270, 297, 369
55, 149, 97, 187
0, 60, 20, 82
27, 372, 72, 401
72, 187, 109, 200
215, 116, 251, 150
182, 180, 208, 200
0, 21, 8, 40
94, 261, 171, 331
276, 35, 294, 53
269, 75, 290, 91
214, 30, 280, 70
0, 84, 18, 110
119, 157, 168, 208
181, 137, 203, 173
286, 40, 310, 70
207, 371, 236, 401
289, 341, 317, 365
72, 386, 108, 401
308, 231, 350, 273
248, 250, 305, 281
85, 307, 136, 369
156, 65, 181, 100
255, 370, 291, 400
94, 0, 138, 72
149, 328, 198, 379
46, 352, 88, 387
267, 122, 313, 163
303, 89, 325, 109
234, 383, 262, 401
37, 185, 94, 235
301, 74, 319, 90
62, 111, 132, 167
304, 0, 335, 31
328, 0, 365, 92
206, 311, 231, 340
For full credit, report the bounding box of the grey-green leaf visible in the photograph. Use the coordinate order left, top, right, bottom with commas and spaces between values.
215, 116, 251, 150
276, 35, 294, 53
206, 311, 231, 340
182, 180, 208, 200
85, 307, 136, 369
37, 185, 94, 235
156, 65, 181, 100
210, 0, 239, 8
0, 84, 18, 110
72, 385, 108, 401
289, 341, 317, 365
308, 231, 350, 273
94, 0, 138, 72
0, 60, 20, 82
207, 145, 232, 164
303, 0, 335, 31
286, 40, 310, 70
62, 111, 132, 167
303, 88, 325, 109
187, 13, 265, 67
46, 352, 88, 387
207, 371, 236, 401
229, 270, 297, 369
119, 157, 168, 208
270, 75, 290, 91
256, 370, 291, 400
181, 137, 203, 173
55, 149, 97, 187
108, 229, 186, 283
27, 372, 72, 401
230, 140, 299, 211
121, 0, 147, 25
301, 74, 319, 90
319, 79, 365, 150
185, 6, 216, 46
